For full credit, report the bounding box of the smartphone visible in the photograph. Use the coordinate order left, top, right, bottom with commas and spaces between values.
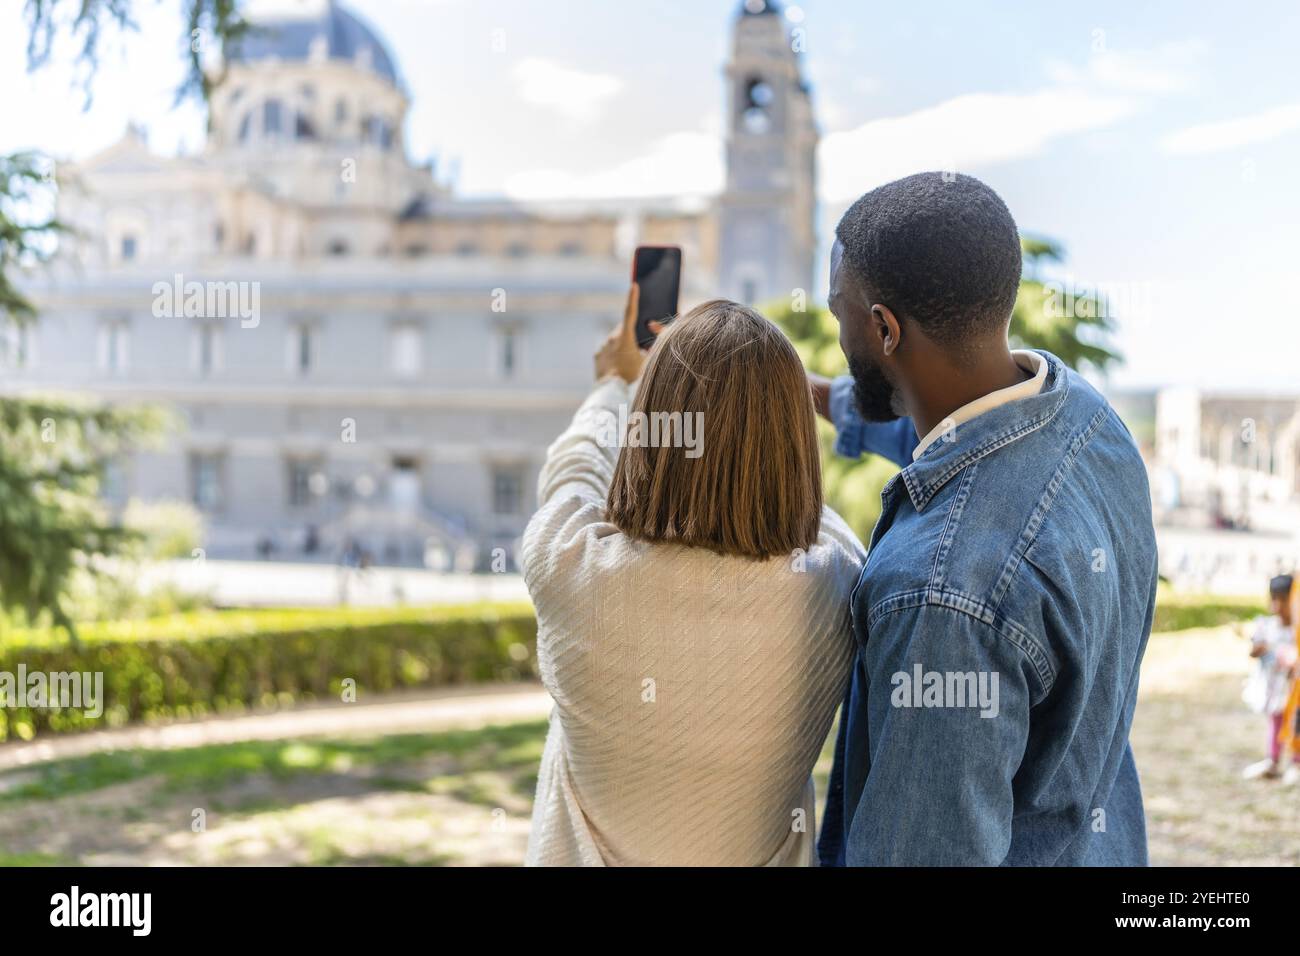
631, 245, 681, 349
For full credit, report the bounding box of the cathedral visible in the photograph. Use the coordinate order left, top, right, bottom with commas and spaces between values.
8, 0, 818, 569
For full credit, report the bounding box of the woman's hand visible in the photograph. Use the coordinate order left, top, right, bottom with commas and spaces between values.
595, 284, 662, 383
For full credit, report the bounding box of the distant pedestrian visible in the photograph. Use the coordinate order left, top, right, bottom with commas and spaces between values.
1242, 574, 1297, 780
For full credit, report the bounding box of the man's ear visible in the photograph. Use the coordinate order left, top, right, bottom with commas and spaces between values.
871, 304, 902, 357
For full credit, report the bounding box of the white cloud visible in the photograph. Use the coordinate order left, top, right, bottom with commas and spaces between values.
819, 40, 1207, 201
1045, 40, 1205, 94
503, 130, 722, 200
1161, 102, 1300, 155
506, 41, 1200, 206
512, 57, 623, 124
818, 88, 1134, 201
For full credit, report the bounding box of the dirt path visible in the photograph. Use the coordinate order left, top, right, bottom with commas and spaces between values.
0, 682, 553, 772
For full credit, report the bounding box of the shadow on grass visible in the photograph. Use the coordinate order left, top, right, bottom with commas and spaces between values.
0, 720, 551, 866
0, 720, 550, 805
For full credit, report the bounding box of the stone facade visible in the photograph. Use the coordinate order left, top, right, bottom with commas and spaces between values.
1154, 388, 1300, 526
3, 0, 818, 569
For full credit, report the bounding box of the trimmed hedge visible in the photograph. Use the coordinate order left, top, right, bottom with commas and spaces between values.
1151, 593, 1265, 634
0, 592, 1267, 742
0, 603, 537, 742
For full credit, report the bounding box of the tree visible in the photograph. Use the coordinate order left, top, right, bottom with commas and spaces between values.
0, 1, 246, 637
770, 237, 1120, 541
0, 151, 63, 330
1019, 234, 1063, 281
0, 398, 165, 640
1012, 236, 1119, 373
23, 0, 251, 106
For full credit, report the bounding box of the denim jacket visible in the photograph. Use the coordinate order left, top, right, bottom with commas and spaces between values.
818, 351, 1158, 866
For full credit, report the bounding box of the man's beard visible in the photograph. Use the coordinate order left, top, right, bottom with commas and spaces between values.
848, 352, 901, 422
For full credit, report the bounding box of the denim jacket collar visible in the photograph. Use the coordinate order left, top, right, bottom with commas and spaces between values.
899, 350, 1070, 513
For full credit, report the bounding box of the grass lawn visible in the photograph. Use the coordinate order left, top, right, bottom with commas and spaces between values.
0, 723, 546, 866
1130, 624, 1300, 865
0, 622, 1295, 865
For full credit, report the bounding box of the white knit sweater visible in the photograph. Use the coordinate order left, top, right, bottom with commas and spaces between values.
522, 377, 865, 866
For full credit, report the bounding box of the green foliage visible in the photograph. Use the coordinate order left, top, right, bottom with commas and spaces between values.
121, 498, 205, 561
1151, 592, 1266, 633
820, 447, 898, 543
1019, 234, 1064, 278
3, 602, 531, 646
1010, 282, 1119, 373
59, 569, 209, 627
48, 499, 210, 623
0, 603, 538, 741
0, 499, 207, 631
0, 150, 63, 328
0, 148, 172, 641
3, 4, 250, 639
1014, 235, 1120, 373
24, 0, 136, 109
0, 397, 166, 640
23, 0, 253, 107
0, 591, 1256, 743
0, 852, 70, 866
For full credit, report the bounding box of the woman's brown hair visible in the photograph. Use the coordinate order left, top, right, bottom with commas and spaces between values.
606, 299, 822, 559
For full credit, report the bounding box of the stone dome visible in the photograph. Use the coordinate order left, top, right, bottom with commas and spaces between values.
230, 0, 400, 86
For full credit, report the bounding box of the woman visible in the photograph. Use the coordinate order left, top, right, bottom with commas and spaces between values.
523, 287, 865, 866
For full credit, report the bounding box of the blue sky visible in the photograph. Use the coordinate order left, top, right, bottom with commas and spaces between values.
3, 0, 1299, 390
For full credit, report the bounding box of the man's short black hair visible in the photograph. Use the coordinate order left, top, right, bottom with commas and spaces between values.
835, 172, 1022, 351
1270, 574, 1294, 599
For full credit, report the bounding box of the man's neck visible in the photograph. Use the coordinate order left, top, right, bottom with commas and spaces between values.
906, 346, 1031, 442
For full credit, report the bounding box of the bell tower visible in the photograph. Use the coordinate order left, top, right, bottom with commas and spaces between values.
717, 0, 818, 307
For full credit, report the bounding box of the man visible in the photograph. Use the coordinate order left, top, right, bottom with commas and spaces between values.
811, 172, 1158, 865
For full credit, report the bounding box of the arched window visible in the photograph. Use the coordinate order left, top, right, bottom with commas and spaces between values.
505, 241, 529, 258
742, 76, 774, 134
295, 112, 318, 141
263, 99, 284, 137
238, 111, 253, 143
326, 239, 349, 257
746, 77, 775, 108
362, 116, 394, 149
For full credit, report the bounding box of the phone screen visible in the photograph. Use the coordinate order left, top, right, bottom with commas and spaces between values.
632, 246, 681, 349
